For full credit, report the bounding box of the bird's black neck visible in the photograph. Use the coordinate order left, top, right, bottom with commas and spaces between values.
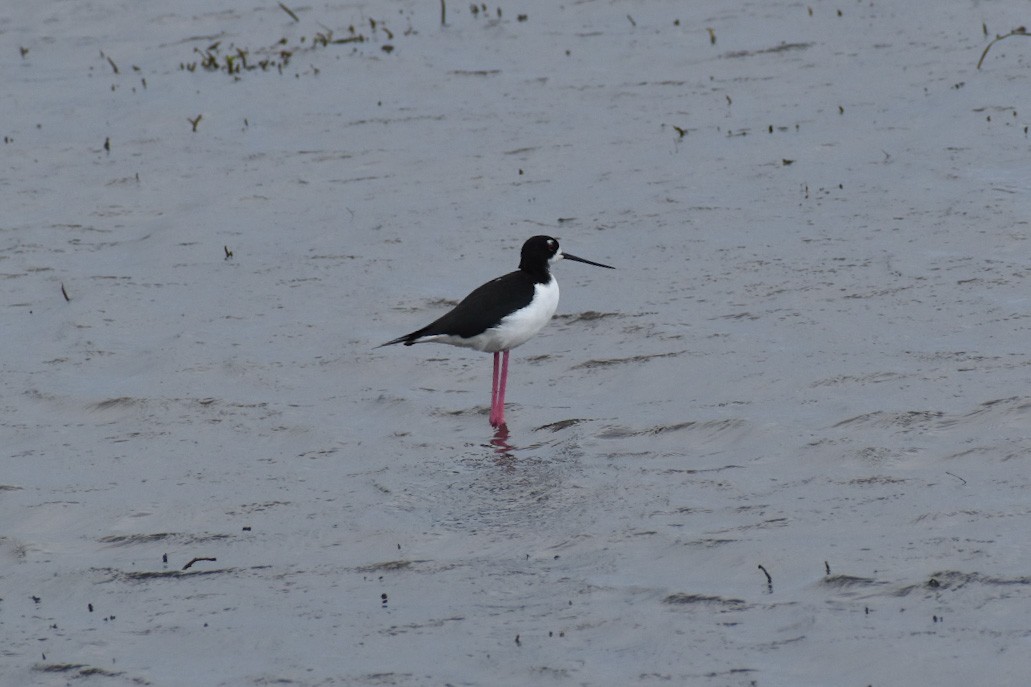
518, 260, 552, 284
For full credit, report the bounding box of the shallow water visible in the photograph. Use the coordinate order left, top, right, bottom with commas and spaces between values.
3, 1, 1031, 685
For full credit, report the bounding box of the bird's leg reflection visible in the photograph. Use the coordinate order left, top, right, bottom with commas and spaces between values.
489, 423, 516, 461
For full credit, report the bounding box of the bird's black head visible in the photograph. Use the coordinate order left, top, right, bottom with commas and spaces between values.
519, 235, 614, 274
519, 235, 561, 270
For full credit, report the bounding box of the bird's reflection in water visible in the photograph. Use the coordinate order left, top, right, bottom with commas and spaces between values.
486, 418, 584, 466
487, 424, 518, 467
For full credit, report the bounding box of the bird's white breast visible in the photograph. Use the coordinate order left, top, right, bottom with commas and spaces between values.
497, 278, 559, 348
442, 278, 559, 353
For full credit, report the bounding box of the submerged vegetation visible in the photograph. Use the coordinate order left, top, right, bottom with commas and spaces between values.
179, 2, 516, 79
179, 21, 395, 78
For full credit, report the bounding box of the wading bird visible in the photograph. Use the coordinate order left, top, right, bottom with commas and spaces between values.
379, 235, 614, 428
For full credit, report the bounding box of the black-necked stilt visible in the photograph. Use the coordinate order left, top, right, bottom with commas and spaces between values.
378, 235, 614, 428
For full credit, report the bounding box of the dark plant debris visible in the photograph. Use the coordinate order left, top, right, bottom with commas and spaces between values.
179, 7, 525, 79
182, 556, 217, 570
977, 26, 1029, 69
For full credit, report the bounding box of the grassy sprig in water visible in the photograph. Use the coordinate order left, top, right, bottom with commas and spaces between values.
977, 26, 1029, 70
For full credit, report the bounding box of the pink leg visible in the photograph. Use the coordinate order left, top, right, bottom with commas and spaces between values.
490, 352, 501, 426
494, 350, 510, 428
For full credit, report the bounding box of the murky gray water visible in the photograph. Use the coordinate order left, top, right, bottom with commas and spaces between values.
3, 1, 1030, 685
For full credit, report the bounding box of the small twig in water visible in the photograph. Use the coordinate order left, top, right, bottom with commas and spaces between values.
188, 115, 203, 132
224, 245, 234, 260
278, 2, 300, 23
440, 0, 446, 26
824, 560, 831, 575
60, 283, 70, 302
757, 564, 773, 590
945, 471, 967, 485
182, 557, 217, 570
977, 26, 1029, 69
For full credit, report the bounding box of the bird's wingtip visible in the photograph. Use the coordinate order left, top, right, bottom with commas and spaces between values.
377, 333, 421, 348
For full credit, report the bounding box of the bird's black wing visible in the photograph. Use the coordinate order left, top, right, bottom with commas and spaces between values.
379, 270, 535, 346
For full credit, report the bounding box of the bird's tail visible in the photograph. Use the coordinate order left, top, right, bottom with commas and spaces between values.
376, 327, 428, 348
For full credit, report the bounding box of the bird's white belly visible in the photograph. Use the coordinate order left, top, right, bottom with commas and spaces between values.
492, 280, 560, 349
436, 280, 559, 353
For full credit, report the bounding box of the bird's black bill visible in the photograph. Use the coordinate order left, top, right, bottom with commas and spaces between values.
562, 252, 614, 269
